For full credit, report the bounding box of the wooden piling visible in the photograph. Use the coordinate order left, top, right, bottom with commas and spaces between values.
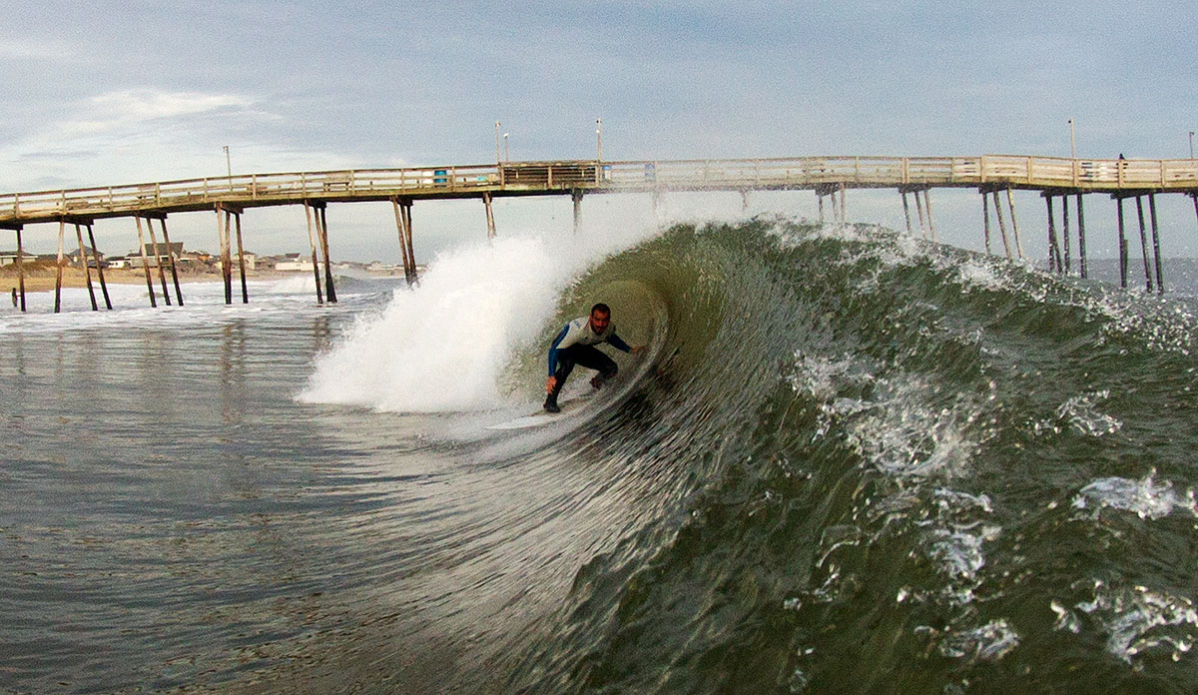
391, 197, 414, 286
1076, 193, 1087, 279
216, 205, 232, 304
54, 219, 65, 313
1193, 193, 1198, 244
982, 192, 991, 255
317, 204, 337, 303
572, 189, 583, 233
902, 190, 913, 235
14, 225, 25, 311
483, 192, 497, 239
1134, 196, 1153, 292
158, 217, 183, 306
145, 216, 171, 306
1117, 197, 1128, 288
234, 212, 248, 303
1006, 188, 1025, 259
992, 191, 1012, 259
303, 201, 325, 304
817, 193, 824, 224
1062, 195, 1071, 275
135, 216, 157, 308
923, 189, 935, 241
1149, 193, 1163, 294
838, 183, 847, 224
914, 188, 926, 239
1046, 195, 1060, 272
73, 222, 98, 311
401, 199, 417, 284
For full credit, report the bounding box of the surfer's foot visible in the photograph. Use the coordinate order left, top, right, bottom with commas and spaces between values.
543, 397, 560, 414
590, 375, 605, 390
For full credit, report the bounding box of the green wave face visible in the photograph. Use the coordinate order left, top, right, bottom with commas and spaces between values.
503, 217, 1198, 694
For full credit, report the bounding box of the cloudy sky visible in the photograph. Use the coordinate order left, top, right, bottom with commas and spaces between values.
3, 0, 1195, 260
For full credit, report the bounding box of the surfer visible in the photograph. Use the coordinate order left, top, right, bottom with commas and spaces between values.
544, 303, 641, 413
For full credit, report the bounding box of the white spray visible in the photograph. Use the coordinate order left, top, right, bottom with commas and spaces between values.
299, 221, 657, 413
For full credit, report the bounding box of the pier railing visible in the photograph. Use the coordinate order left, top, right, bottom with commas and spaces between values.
3, 155, 1197, 224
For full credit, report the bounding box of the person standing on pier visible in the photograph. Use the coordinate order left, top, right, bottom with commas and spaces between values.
544, 303, 642, 413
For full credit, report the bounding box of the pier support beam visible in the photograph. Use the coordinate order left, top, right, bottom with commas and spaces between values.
215, 204, 248, 304
982, 192, 991, 255
483, 192, 497, 239
1135, 196, 1153, 292
72, 221, 98, 311
156, 216, 183, 306
215, 205, 232, 304
83, 222, 113, 310
54, 219, 67, 313
1046, 195, 1061, 273
1062, 195, 1072, 274
314, 203, 337, 303
572, 189, 583, 233
1006, 188, 1024, 260
902, 190, 912, 235
304, 201, 325, 304
914, 188, 927, 239
923, 189, 935, 241
1076, 193, 1088, 279
391, 197, 417, 286
234, 212, 248, 304
992, 191, 1012, 259
10, 225, 26, 312
135, 216, 158, 308
1116, 196, 1128, 288
391, 197, 412, 286
1149, 193, 1164, 294
146, 214, 171, 306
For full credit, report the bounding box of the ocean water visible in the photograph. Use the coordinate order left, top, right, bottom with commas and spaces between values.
4, 217, 1198, 694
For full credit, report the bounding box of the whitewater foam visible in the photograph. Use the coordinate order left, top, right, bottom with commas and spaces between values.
298, 222, 658, 413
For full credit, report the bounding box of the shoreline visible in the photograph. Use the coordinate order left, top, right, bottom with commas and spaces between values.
1, 267, 400, 294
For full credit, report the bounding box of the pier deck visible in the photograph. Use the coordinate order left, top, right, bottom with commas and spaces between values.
2, 155, 1196, 225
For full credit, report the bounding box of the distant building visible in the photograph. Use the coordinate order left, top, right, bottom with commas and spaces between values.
129, 242, 184, 268
274, 253, 315, 272
65, 246, 105, 267
0, 250, 37, 266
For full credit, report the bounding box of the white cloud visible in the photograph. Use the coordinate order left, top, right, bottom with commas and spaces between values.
53, 89, 257, 139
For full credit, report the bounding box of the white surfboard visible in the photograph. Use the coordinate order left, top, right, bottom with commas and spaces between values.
487, 394, 594, 430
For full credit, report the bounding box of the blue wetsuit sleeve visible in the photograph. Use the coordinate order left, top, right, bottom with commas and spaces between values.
606, 332, 632, 353
547, 325, 570, 375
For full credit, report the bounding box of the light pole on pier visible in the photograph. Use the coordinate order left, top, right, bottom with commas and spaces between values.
495, 122, 501, 163
223, 145, 231, 178
596, 118, 603, 162
1068, 119, 1076, 160
504, 133, 509, 163
1190, 131, 1194, 161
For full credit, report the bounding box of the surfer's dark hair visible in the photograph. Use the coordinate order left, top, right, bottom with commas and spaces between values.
591, 303, 611, 316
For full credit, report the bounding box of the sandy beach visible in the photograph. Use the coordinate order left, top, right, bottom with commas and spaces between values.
1, 265, 297, 295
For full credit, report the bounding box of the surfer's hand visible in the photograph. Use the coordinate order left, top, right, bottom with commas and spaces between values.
546, 376, 557, 393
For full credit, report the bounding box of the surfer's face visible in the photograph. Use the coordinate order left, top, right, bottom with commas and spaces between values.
589, 310, 610, 334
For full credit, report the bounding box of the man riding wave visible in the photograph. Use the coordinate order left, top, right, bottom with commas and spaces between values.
544, 303, 642, 413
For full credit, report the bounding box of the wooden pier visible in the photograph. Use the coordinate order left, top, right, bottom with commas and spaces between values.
3, 154, 1197, 310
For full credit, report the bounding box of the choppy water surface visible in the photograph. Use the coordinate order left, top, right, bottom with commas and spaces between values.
4, 220, 1198, 694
